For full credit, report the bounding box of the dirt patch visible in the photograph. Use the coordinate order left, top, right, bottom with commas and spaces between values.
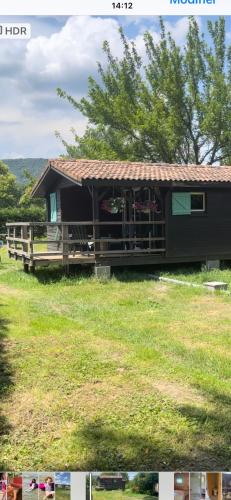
2, 390, 60, 439
191, 295, 231, 314
0, 285, 27, 298
181, 336, 231, 357
84, 336, 129, 362
150, 379, 205, 406
152, 283, 169, 294
50, 303, 72, 314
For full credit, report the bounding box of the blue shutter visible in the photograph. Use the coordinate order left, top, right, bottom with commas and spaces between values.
50, 192, 57, 222
172, 192, 191, 215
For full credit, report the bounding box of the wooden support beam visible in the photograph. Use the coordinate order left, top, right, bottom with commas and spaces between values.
62, 224, 69, 271
13, 227, 16, 251
29, 225, 34, 257
92, 186, 100, 255
22, 226, 28, 255
6, 226, 10, 254
94, 248, 166, 255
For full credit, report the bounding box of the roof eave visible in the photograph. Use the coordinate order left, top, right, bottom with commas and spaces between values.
31, 161, 51, 197
50, 165, 83, 187
31, 162, 83, 198
82, 178, 231, 188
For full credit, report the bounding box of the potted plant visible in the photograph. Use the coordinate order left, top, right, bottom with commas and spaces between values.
101, 197, 125, 214
132, 200, 161, 213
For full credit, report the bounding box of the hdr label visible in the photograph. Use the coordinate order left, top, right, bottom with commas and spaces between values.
0, 24, 31, 39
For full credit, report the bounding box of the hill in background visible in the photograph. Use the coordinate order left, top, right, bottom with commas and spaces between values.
2, 158, 48, 183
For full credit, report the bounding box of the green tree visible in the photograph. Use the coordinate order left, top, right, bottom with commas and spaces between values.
131, 473, 158, 496
19, 169, 45, 209
0, 164, 45, 235
0, 160, 20, 209
57, 17, 231, 165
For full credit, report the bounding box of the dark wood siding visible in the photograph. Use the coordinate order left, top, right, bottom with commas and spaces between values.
61, 185, 92, 221
98, 478, 125, 491
167, 188, 231, 258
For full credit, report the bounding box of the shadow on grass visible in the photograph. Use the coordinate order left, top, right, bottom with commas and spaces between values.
177, 384, 231, 470
24, 257, 231, 285
29, 261, 207, 285
114, 263, 203, 282
72, 381, 231, 471
34, 265, 93, 285
72, 418, 193, 471
0, 303, 13, 469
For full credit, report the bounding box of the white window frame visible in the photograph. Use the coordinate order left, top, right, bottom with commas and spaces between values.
190, 192, 205, 213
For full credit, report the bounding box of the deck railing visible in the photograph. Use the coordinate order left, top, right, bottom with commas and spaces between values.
6, 220, 166, 264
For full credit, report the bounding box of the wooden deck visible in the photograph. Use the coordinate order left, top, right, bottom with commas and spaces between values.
6, 221, 166, 271
8, 250, 96, 266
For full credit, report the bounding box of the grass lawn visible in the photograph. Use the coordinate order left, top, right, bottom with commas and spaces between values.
55, 487, 70, 500
93, 490, 155, 500
0, 248, 231, 470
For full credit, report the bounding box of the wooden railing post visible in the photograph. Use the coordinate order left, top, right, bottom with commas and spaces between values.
92, 187, 99, 257
62, 224, 69, 271
22, 225, 28, 255
13, 226, 16, 252
29, 225, 34, 257
6, 226, 10, 255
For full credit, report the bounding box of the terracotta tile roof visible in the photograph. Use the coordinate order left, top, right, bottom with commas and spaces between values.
48, 159, 231, 184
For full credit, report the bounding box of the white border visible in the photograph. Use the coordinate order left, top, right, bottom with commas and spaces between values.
0, 0, 230, 16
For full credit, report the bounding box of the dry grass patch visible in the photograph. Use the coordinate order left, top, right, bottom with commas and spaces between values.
150, 379, 205, 406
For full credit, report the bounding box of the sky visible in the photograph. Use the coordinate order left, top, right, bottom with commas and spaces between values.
55, 472, 71, 485
0, 15, 230, 159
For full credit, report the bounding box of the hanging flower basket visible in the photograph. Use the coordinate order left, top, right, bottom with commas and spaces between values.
132, 200, 161, 213
101, 197, 125, 214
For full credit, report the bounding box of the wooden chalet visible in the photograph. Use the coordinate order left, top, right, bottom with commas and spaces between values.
6, 159, 231, 272
96, 474, 126, 491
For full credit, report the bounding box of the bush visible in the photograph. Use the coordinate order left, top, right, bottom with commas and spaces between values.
0, 206, 46, 235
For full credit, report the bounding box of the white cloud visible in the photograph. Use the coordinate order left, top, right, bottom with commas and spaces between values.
0, 16, 126, 157
165, 16, 202, 45
24, 16, 123, 89
0, 15, 203, 158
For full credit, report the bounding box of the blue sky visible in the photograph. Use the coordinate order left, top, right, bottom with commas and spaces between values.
0, 15, 230, 159
55, 472, 71, 485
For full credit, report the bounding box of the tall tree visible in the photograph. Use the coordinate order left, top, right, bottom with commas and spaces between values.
57, 17, 231, 165
0, 163, 45, 234
0, 160, 19, 209
131, 473, 158, 496
19, 169, 45, 209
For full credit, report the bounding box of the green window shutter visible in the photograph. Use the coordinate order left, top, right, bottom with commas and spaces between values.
50, 192, 57, 222
172, 192, 191, 215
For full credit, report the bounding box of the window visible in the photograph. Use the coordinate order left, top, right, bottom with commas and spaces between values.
172, 192, 205, 215
190, 192, 205, 212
